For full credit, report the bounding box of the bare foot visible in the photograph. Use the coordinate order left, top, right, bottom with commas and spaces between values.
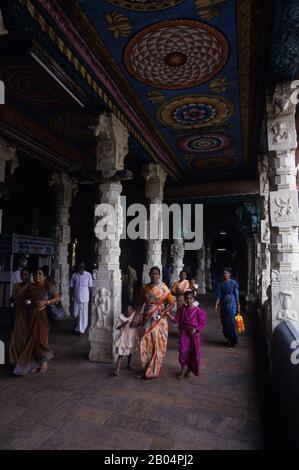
112, 369, 120, 376
39, 362, 48, 373
176, 373, 184, 381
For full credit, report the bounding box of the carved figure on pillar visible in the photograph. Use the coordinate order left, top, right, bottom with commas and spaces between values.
94, 287, 112, 330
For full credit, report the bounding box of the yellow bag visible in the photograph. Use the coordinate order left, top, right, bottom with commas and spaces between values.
235, 312, 245, 334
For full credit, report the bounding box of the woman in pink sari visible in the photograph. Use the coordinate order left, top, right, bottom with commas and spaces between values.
172, 291, 206, 380
133, 266, 174, 379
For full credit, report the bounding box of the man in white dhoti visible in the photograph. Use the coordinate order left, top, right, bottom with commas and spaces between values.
70, 261, 93, 335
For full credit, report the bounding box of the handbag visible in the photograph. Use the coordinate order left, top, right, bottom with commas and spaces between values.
235, 312, 245, 334
47, 301, 67, 322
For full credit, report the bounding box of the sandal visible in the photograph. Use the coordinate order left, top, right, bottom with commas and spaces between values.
112, 369, 120, 376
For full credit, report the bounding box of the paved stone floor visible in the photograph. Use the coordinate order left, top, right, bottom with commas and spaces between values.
0, 294, 263, 450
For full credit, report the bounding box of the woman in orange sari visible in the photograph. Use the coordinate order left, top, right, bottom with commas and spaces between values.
171, 270, 190, 309
11, 267, 60, 375
134, 266, 174, 379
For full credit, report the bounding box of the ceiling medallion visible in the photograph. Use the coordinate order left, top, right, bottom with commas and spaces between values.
178, 132, 232, 152
124, 19, 229, 89
158, 94, 234, 129
105, 0, 185, 11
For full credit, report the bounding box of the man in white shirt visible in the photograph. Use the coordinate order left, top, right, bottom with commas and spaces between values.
70, 261, 93, 335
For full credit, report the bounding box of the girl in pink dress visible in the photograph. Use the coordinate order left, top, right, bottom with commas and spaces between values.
171, 291, 206, 380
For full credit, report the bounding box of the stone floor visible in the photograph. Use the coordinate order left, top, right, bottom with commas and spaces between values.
0, 294, 263, 450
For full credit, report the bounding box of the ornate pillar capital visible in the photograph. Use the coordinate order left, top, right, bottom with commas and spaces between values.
142, 163, 167, 201
49, 172, 78, 207
92, 112, 128, 179
267, 81, 299, 152
0, 10, 8, 36
0, 138, 18, 179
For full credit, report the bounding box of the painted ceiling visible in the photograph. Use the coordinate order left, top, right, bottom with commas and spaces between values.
75, 0, 263, 181
0, 0, 265, 184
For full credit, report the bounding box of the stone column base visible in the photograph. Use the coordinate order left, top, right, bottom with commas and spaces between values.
89, 327, 113, 363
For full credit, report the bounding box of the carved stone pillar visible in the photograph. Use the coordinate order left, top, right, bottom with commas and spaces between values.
267, 81, 299, 330
205, 246, 212, 291
0, 10, 8, 36
246, 237, 254, 307
259, 154, 271, 308
169, 238, 184, 285
196, 246, 206, 294
142, 163, 166, 283
0, 138, 18, 233
50, 173, 78, 314
89, 112, 128, 362
253, 233, 262, 305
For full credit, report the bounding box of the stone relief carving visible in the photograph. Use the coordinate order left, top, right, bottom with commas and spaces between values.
273, 83, 294, 115
271, 81, 299, 117
271, 270, 281, 282
92, 113, 113, 140
274, 197, 293, 218
262, 269, 271, 295
261, 220, 270, 243
277, 291, 297, 321
171, 239, 184, 262
292, 271, 299, 284
261, 161, 269, 195
94, 287, 112, 330
271, 121, 290, 144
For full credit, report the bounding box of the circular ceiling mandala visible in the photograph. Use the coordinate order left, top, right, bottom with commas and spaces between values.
49, 111, 94, 141
124, 19, 229, 89
105, 0, 184, 10
1, 64, 67, 106
158, 95, 234, 129
192, 157, 235, 170
178, 132, 232, 152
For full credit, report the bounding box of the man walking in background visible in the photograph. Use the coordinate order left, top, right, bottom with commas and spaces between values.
70, 261, 93, 336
